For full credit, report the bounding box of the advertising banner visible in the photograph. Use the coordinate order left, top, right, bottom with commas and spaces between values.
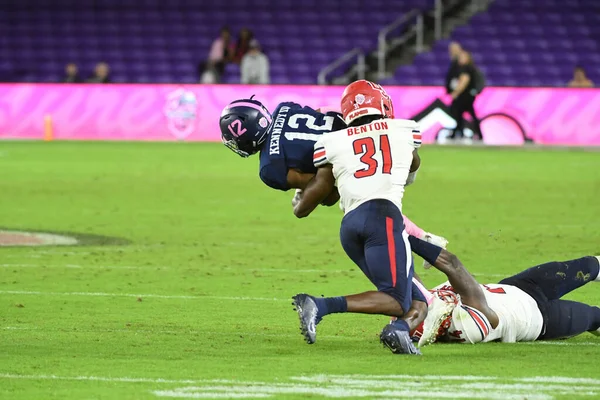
1, 84, 598, 145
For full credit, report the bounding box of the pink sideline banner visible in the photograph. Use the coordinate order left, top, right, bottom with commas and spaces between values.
0, 84, 599, 145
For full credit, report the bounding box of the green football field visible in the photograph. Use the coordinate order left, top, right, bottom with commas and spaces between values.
1, 141, 599, 400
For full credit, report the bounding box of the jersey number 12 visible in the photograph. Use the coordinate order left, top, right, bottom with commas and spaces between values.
353, 135, 392, 178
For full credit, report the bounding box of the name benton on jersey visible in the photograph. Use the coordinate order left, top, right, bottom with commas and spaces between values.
347, 121, 388, 136
269, 106, 290, 155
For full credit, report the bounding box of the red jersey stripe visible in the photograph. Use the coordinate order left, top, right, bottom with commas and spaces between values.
313, 150, 326, 159
466, 307, 489, 337
385, 217, 397, 287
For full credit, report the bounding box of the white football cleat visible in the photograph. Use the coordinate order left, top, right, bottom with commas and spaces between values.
423, 233, 449, 269
418, 295, 456, 348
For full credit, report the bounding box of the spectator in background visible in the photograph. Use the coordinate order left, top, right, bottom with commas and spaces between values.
200, 63, 219, 84
62, 63, 82, 83
445, 41, 463, 95
449, 51, 482, 141
232, 28, 254, 64
200, 26, 235, 83
568, 66, 594, 88
87, 62, 110, 83
241, 39, 270, 84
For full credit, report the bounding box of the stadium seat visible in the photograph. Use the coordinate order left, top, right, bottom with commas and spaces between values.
2, 0, 435, 84
386, 0, 599, 86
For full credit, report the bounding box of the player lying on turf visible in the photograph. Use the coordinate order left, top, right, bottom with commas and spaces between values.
291, 80, 429, 355
218, 95, 448, 252
407, 235, 600, 346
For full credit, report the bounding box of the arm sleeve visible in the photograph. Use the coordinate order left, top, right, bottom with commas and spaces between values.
412, 129, 422, 149
313, 139, 329, 168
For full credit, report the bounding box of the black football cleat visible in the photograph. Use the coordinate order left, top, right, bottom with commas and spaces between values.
380, 324, 422, 355
292, 293, 318, 344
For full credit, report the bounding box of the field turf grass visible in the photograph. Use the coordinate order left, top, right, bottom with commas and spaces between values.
0, 141, 599, 399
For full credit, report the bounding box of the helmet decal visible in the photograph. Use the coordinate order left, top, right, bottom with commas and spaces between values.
354, 94, 365, 106
227, 119, 247, 137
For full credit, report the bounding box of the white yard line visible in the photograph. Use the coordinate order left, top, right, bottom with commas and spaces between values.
0, 263, 169, 270
152, 385, 551, 400
0, 373, 226, 384
0, 290, 286, 302
1, 373, 597, 386
293, 374, 600, 384
518, 341, 600, 347
3, 373, 597, 400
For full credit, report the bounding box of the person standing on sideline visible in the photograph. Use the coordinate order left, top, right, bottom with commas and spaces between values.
449, 51, 482, 141
240, 40, 270, 84
445, 42, 463, 95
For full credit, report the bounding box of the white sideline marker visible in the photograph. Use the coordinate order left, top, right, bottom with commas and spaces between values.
1, 373, 599, 399
0, 290, 286, 302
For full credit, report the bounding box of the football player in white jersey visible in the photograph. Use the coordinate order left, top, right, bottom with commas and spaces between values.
406, 235, 600, 346
291, 80, 427, 355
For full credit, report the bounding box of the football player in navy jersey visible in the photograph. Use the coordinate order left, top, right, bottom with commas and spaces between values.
219, 97, 447, 249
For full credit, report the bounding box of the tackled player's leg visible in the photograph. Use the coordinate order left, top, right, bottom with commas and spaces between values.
499, 256, 600, 340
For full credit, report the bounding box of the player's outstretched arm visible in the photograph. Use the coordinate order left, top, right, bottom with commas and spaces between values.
433, 250, 499, 328
293, 165, 336, 218
409, 236, 499, 328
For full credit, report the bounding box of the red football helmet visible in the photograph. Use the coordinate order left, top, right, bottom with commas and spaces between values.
340, 80, 395, 125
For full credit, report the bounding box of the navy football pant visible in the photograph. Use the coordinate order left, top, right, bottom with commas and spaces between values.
499, 256, 600, 340
340, 199, 423, 313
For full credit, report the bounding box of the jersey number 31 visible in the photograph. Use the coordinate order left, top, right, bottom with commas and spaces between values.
353, 135, 392, 178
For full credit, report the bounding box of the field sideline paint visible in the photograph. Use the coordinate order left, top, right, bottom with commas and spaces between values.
0, 290, 286, 302
1, 373, 598, 399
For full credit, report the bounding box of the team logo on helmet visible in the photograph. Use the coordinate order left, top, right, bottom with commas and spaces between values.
258, 117, 269, 128
164, 88, 198, 141
355, 94, 365, 105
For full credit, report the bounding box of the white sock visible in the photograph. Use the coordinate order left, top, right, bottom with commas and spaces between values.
594, 256, 600, 282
